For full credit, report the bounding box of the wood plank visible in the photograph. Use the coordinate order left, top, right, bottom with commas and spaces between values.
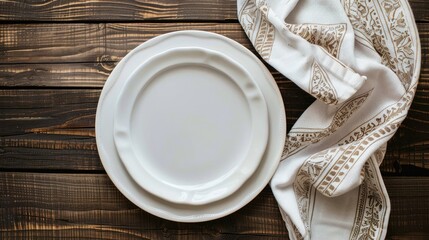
1, 134, 426, 174
0, 0, 427, 22
0, 52, 428, 89
0, 0, 237, 22
0, 21, 427, 64
0, 144, 101, 171
409, 0, 429, 22
0, 89, 98, 137
0, 172, 288, 239
0, 22, 249, 64
382, 127, 429, 174
0, 63, 111, 88
0, 173, 427, 239
0, 89, 99, 171
384, 177, 429, 238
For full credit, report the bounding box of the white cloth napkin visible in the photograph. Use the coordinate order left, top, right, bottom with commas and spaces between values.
238, 0, 420, 239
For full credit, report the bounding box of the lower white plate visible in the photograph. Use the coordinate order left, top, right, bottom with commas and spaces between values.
95, 30, 286, 222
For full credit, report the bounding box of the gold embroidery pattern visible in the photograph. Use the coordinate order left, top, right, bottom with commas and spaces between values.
286, 23, 347, 58
255, 12, 275, 59
293, 145, 389, 238
278, 0, 416, 238
317, 87, 416, 196
342, 0, 415, 89
310, 61, 339, 104
317, 119, 402, 197
294, 148, 339, 237
239, 0, 275, 60
313, 0, 418, 198
239, 0, 258, 39
383, 0, 415, 89
341, 0, 417, 237
340, 0, 378, 51
349, 160, 387, 240
285, 90, 371, 156
340, 85, 416, 145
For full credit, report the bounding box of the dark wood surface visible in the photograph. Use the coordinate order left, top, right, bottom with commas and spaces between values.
0, 1, 428, 239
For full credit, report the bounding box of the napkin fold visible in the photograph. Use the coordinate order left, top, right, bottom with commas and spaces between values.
238, 0, 420, 239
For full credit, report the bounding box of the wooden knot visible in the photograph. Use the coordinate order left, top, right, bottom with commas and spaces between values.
97, 55, 116, 72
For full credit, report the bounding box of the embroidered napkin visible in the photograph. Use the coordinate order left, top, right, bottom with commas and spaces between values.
238, 0, 420, 239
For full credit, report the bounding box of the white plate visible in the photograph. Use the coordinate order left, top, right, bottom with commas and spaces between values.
96, 30, 286, 222
113, 47, 269, 205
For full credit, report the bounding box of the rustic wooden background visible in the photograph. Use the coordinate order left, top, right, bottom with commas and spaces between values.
0, 0, 428, 239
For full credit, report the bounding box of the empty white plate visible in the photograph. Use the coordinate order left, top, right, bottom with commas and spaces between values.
95, 30, 286, 222
113, 47, 269, 205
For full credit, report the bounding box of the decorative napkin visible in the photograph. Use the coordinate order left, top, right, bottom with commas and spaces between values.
238, 0, 420, 239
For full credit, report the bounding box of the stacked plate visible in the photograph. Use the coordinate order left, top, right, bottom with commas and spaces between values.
95, 30, 286, 222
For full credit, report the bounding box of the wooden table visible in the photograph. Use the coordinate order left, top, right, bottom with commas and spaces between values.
0, 1, 428, 239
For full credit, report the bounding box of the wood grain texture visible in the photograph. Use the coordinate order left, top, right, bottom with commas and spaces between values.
0, 172, 288, 240
0, 23, 250, 64
2, 22, 429, 65
0, 0, 237, 22
0, 0, 427, 22
0, 63, 111, 88
0, 173, 427, 239
0, 89, 99, 171
385, 177, 429, 237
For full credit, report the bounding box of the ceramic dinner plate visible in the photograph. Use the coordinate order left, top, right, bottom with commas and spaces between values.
95, 30, 286, 222
113, 47, 269, 205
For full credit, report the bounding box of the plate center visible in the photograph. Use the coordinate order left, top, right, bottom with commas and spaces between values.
130, 64, 252, 187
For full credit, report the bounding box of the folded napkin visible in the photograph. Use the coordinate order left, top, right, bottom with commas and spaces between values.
238, 0, 420, 239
